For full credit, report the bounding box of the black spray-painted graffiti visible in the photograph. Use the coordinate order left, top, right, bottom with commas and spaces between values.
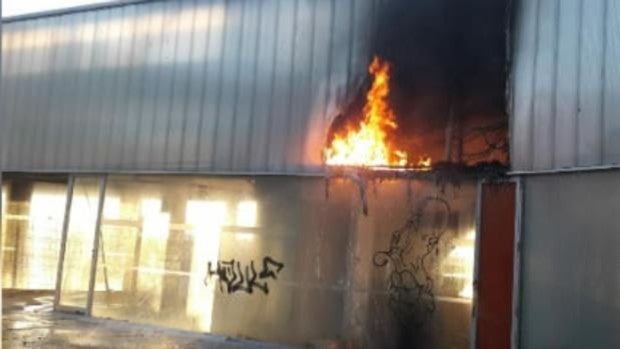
373, 197, 451, 327
204, 256, 284, 295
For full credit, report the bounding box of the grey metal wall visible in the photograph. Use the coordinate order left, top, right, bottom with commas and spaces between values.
0, 0, 379, 174
511, 0, 620, 171
520, 171, 620, 348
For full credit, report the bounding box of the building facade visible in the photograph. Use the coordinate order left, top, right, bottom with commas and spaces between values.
0, 1, 482, 348
7, 0, 618, 347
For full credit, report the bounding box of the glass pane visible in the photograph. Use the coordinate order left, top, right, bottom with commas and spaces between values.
1, 179, 67, 290
58, 177, 101, 309
92, 176, 251, 328
1, 181, 5, 287
92, 175, 477, 348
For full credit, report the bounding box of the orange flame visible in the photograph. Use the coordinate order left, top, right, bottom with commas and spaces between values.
325, 57, 429, 168
418, 156, 432, 168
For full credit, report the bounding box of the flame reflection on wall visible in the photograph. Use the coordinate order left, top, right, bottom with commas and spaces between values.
444, 229, 475, 299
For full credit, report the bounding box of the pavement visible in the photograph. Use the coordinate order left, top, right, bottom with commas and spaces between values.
2, 290, 298, 349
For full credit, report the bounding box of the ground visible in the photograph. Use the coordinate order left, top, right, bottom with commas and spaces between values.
2, 290, 297, 349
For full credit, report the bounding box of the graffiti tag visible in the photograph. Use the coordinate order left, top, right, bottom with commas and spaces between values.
373, 196, 451, 327
204, 256, 284, 295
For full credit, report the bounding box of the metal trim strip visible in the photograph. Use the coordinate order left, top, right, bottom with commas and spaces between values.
2, 0, 157, 23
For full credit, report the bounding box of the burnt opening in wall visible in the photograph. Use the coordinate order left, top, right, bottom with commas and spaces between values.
325, 0, 510, 170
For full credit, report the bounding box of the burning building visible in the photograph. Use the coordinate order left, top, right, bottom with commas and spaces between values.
7, 0, 617, 348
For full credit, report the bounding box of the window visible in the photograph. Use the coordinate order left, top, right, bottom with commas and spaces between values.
86, 175, 478, 346
1, 179, 67, 290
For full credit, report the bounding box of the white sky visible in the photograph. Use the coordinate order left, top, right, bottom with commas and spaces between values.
3, 0, 118, 17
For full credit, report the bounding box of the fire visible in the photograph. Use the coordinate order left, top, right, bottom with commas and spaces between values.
325, 57, 429, 168
418, 156, 432, 168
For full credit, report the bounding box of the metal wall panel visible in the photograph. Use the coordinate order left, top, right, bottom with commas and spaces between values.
554, 0, 580, 168
531, 0, 556, 170
510, 0, 538, 171
603, 1, 620, 163
511, 0, 620, 171
0, 0, 379, 174
520, 171, 620, 348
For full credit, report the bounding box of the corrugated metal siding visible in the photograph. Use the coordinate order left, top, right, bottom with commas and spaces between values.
0, 0, 379, 174
511, 0, 620, 171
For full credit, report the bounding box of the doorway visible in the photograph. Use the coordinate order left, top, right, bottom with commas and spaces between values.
475, 181, 517, 349
54, 175, 106, 315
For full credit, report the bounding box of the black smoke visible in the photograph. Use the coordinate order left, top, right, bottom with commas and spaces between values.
376, 0, 510, 164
